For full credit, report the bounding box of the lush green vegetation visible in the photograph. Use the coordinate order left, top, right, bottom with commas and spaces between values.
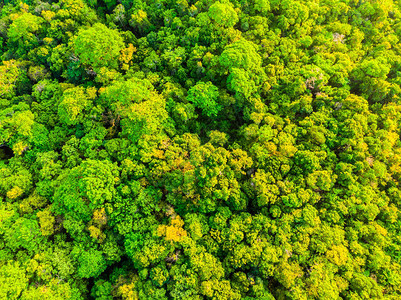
1, 0, 401, 299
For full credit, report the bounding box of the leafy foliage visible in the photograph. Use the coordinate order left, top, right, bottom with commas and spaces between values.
1, 0, 401, 299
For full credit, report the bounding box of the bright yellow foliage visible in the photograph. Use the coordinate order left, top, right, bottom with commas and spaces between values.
157, 215, 188, 242
7, 186, 23, 199
0, 60, 21, 98
12, 141, 28, 156
326, 245, 349, 266
120, 44, 136, 71
41, 10, 56, 22
93, 207, 107, 226
88, 225, 105, 243
37, 208, 55, 236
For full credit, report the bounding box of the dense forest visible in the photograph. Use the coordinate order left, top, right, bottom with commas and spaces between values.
1, 0, 401, 299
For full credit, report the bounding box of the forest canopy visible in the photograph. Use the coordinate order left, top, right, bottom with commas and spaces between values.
1, 0, 401, 299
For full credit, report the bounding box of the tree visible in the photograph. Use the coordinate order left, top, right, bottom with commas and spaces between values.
7, 12, 43, 56
187, 81, 221, 117
52, 159, 119, 223
73, 247, 107, 278
73, 23, 125, 72
208, 1, 239, 28
0, 60, 28, 99
219, 39, 266, 100
0, 262, 29, 300
4, 217, 42, 252
98, 77, 168, 141
58, 86, 95, 126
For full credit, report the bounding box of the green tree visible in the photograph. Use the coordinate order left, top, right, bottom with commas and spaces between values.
7, 12, 43, 56
187, 81, 221, 117
208, 1, 239, 28
99, 77, 168, 141
73, 247, 107, 278
4, 217, 42, 252
52, 159, 118, 223
58, 86, 95, 126
0, 262, 29, 300
73, 23, 125, 72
